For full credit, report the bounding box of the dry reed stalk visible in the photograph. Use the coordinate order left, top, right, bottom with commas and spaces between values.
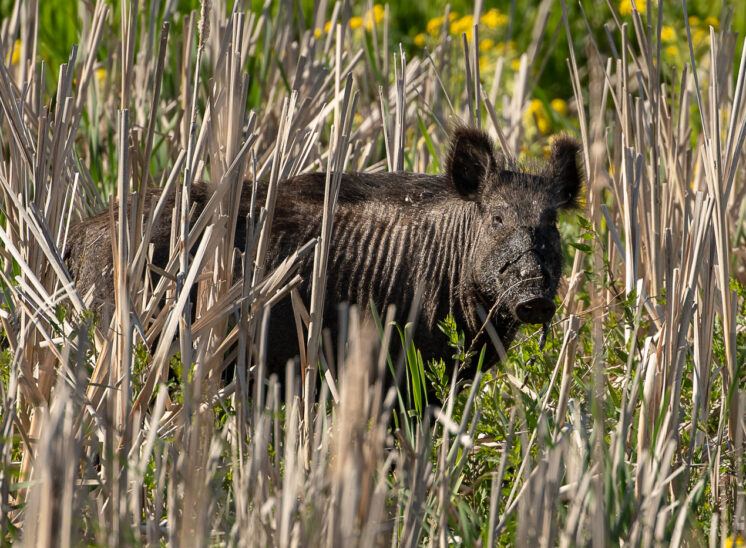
303, 70, 356, 456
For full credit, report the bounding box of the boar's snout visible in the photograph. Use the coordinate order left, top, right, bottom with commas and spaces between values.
476, 231, 561, 327
513, 296, 555, 324
502, 240, 559, 324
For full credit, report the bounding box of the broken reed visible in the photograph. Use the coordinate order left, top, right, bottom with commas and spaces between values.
0, 0, 744, 545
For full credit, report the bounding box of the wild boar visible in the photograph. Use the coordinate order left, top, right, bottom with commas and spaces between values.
65, 127, 581, 380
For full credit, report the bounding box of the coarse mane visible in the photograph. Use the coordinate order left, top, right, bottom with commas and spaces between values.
274, 171, 456, 207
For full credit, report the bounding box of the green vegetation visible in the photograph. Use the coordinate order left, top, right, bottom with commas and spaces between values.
0, 0, 746, 545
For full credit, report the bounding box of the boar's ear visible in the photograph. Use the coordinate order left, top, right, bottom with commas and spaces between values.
547, 136, 583, 209
447, 127, 501, 199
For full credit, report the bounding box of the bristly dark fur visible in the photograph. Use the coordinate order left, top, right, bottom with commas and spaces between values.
65, 127, 583, 394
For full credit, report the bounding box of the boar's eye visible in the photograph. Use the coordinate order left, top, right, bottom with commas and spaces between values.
492, 214, 503, 227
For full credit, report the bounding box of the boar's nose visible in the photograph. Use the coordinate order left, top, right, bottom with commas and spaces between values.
514, 297, 556, 324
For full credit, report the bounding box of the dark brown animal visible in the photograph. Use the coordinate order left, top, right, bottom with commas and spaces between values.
65, 128, 581, 379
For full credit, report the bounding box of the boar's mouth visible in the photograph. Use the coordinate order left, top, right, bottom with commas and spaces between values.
512, 295, 556, 325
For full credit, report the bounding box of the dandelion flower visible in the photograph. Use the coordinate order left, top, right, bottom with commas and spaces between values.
496, 40, 515, 54
95, 67, 107, 86
479, 38, 495, 52
527, 99, 551, 134
6, 39, 20, 65
481, 8, 508, 28
619, 0, 646, 16
704, 16, 719, 30
693, 28, 708, 48
372, 4, 385, 22
364, 4, 385, 30
414, 33, 425, 47
550, 98, 568, 116
660, 26, 675, 42
427, 13, 457, 35
426, 16, 444, 35
450, 14, 473, 36
350, 16, 363, 30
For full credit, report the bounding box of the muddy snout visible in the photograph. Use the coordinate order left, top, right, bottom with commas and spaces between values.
508, 248, 557, 324
513, 296, 555, 324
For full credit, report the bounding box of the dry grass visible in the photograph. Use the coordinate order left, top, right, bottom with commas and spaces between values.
0, 0, 745, 545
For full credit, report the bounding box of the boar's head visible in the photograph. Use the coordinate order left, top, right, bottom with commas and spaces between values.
447, 128, 582, 334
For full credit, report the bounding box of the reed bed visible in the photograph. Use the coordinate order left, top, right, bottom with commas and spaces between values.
0, 0, 744, 545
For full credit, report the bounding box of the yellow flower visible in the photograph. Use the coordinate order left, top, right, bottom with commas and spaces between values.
479, 38, 495, 52
479, 57, 488, 71
6, 39, 20, 65
527, 99, 551, 134
427, 16, 444, 35
95, 67, 107, 86
314, 28, 322, 38
414, 33, 426, 47
350, 16, 363, 30
536, 115, 552, 134
665, 45, 679, 57
693, 28, 708, 47
688, 16, 700, 27
353, 113, 363, 124
324, 20, 332, 33
426, 13, 457, 35
510, 58, 522, 71
619, 0, 646, 16
480, 8, 508, 28
725, 534, 745, 548
373, 4, 385, 22
550, 98, 568, 116
496, 40, 515, 54
705, 16, 719, 30
363, 4, 385, 30
450, 14, 474, 37
660, 26, 675, 42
